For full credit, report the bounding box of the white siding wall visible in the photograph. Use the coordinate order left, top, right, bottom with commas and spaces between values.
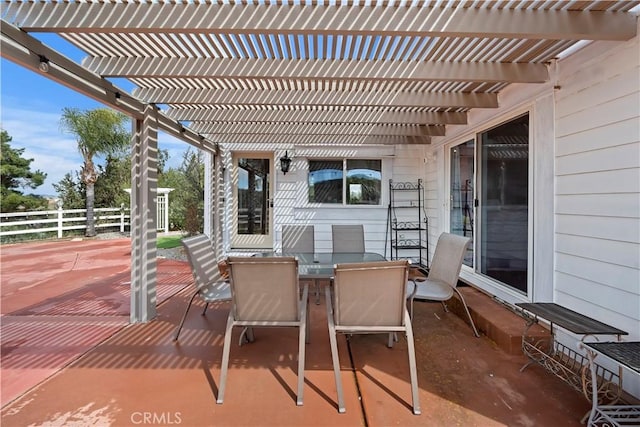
554, 36, 640, 339
221, 143, 426, 256
426, 32, 639, 397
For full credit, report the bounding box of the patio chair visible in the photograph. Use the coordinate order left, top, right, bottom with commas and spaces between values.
407, 232, 479, 337
218, 256, 309, 406
174, 234, 231, 342
326, 259, 420, 415
283, 224, 323, 304
332, 224, 365, 253
282, 225, 314, 253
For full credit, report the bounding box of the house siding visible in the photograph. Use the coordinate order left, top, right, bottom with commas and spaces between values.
427, 31, 639, 397
554, 35, 640, 341
221, 144, 426, 256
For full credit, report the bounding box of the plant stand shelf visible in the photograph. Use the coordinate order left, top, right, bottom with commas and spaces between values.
516, 303, 628, 411
581, 341, 640, 427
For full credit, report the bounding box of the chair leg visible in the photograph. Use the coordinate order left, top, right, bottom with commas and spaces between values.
173, 291, 199, 342
238, 327, 256, 346
297, 284, 309, 406
441, 301, 449, 312
325, 286, 345, 413
217, 311, 235, 404
201, 302, 209, 315
387, 333, 395, 348
407, 280, 418, 320
315, 280, 321, 305
404, 309, 421, 415
453, 288, 480, 338
305, 291, 311, 344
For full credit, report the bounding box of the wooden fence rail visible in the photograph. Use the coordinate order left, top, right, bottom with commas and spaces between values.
0, 207, 131, 240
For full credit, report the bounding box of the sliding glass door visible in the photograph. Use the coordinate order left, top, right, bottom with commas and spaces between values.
449, 113, 530, 295
479, 114, 529, 293
450, 139, 475, 267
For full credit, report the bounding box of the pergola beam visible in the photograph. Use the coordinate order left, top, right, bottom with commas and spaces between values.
208, 134, 430, 145
166, 108, 467, 125
190, 122, 445, 137
0, 21, 218, 155
84, 57, 548, 83
135, 87, 498, 109
5, 3, 635, 41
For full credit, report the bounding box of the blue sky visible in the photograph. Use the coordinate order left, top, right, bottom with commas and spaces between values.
0, 34, 188, 197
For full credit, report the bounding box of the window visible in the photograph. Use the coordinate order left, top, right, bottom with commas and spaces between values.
308, 159, 381, 205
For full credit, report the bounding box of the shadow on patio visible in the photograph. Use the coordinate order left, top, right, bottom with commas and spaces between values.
1, 239, 591, 426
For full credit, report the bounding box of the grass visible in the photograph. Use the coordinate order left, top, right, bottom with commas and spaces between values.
157, 234, 183, 249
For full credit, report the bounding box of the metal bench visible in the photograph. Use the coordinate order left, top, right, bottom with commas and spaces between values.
516, 303, 628, 408
581, 341, 640, 427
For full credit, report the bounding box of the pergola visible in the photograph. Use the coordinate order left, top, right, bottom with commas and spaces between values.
1, 0, 638, 322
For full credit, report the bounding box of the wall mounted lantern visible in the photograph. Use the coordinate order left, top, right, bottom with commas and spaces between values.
280, 151, 292, 175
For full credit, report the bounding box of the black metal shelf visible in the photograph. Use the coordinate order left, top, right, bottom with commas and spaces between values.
385, 179, 429, 269
392, 244, 428, 250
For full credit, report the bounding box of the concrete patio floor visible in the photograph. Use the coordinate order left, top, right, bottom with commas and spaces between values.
0, 238, 592, 426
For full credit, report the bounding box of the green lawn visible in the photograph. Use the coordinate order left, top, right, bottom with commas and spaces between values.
157, 234, 183, 249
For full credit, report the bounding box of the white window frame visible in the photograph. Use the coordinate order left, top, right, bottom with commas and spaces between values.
306, 158, 384, 207
444, 107, 535, 303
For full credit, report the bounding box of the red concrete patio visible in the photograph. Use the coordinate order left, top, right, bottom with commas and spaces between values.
1, 238, 591, 426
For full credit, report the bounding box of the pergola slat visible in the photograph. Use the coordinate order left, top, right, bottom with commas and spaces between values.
165, 108, 468, 125
134, 87, 499, 108
83, 57, 549, 83
190, 122, 446, 137
207, 134, 431, 145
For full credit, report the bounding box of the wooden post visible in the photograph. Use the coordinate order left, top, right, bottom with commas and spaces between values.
129, 105, 158, 323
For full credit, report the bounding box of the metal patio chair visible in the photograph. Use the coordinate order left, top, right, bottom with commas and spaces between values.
174, 234, 231, 342
283, 224, 323, 304
326, 259, 420, 415
332, 224, 365, 253
407, 232, 479, 337
282, 224, 315, 253
217, 256, 309, 406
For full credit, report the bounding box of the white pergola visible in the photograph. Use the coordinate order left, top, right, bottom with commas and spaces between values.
1, 0, 638, 322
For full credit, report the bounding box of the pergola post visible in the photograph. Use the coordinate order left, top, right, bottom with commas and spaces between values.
203, 150, 215, 241
204, 150, 223, 258
130, 104, 158, 323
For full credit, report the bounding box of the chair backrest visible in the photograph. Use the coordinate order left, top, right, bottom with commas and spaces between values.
332, 260, 409, 327
332, 224, 365, 253
282, 225, 314, 253
182, 234, 226, 291
227, 256, 299, 322
428, 233, 471, 288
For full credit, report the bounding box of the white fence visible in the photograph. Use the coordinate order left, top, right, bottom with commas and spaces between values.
0, 207, 131, 239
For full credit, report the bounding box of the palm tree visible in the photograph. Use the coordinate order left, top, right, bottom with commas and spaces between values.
60, 107, 130, 237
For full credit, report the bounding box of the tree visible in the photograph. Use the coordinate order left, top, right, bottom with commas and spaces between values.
94, 154, 131, 209
0, 129, 48, 212
53, 172, 84, 209
59, 108, 130, 236
159, 148, 204, 233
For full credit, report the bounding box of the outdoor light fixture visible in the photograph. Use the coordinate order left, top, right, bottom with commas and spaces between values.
280, 151, 292, 175
38, 56, 50, 73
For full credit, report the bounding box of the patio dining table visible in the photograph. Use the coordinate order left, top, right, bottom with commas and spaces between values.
256, 252, 387, 279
